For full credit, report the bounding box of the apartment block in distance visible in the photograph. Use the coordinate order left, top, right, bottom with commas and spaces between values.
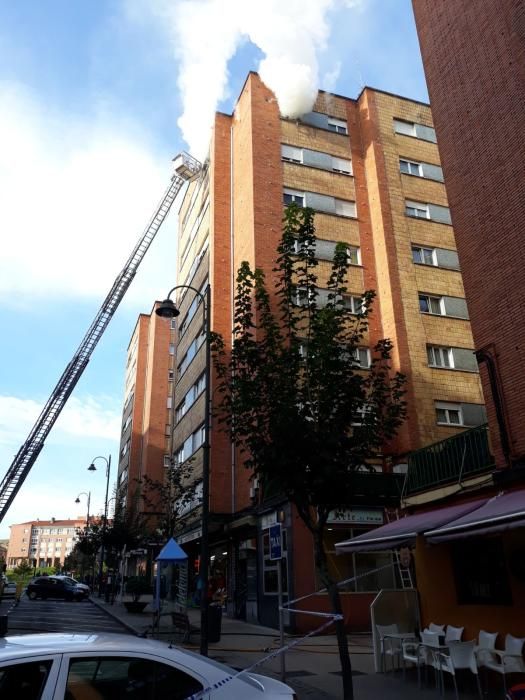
116, 303, 176, 521
6, 518, 85, 569
170, 72, 485, 631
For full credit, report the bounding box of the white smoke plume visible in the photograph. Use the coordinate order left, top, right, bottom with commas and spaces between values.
151, 0, 347, 158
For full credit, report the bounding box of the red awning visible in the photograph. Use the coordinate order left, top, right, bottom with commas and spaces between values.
335, 499, 486, 552
425, 489, 525, 542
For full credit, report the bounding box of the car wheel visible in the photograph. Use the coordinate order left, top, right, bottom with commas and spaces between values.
28, 590, 37, 600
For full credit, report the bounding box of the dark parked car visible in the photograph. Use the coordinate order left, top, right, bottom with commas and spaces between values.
26, 576, 87, 601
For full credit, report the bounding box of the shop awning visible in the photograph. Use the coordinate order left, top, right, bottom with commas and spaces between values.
335, 499, 486, 552
426, 489, 525, 542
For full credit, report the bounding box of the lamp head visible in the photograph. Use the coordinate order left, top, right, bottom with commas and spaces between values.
88, 463, 97, 472
156, 299, 180, 319
75, 497, 80, 504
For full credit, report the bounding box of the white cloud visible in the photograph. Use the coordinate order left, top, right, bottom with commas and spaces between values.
0, 393, 121, 446
0, 81, 178, 308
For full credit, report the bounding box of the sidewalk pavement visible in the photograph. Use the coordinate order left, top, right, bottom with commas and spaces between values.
90, 596, 499, 699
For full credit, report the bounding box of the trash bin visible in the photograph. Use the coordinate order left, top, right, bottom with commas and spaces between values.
208, 603, 222, 643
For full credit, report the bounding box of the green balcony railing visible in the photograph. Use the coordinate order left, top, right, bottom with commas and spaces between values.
404, 423, 495, 496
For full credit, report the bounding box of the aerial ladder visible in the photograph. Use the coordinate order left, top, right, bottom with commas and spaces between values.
0, 152, 202, 524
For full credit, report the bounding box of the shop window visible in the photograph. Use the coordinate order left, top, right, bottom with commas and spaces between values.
322, 528, 396, 592
262, 530, 288, 594
451, 537, 512, 605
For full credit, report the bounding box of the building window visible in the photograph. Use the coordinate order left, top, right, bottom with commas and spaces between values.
451, 537, 512, 605
163, 455, 171, 467
427, 345, 453, 368
168, 369, 174, 381
406, 200, 452, 224
400, 159, 422, 176
343, 295, 363, 314
327, 117, 348, 135
335, 198, 357, 218
419, 294, 444, 315
173, 424, 205, 465
283, 188, 305, 207
170, 318, 177, 330
178, 331, 206, 376
332, 157, 352, 175
435, 401, 463, 426
412, 246, 436, 266
393, 118, 437, 143
281, 144, 302, 163
168, 343, 175, 355
406, 200, 430, 219
167, 397, 173, 409
348, 347, 371, 369
165, 423, 171, 436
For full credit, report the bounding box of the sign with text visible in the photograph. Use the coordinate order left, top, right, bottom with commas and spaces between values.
269, 523, 282, 561
327, 508, 384, 525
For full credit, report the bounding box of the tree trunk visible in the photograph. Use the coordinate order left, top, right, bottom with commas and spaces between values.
313, 528, 354, 700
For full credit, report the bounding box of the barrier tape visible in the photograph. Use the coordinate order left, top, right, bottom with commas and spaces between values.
184, 561, 400, 698
185, 615, 341, 700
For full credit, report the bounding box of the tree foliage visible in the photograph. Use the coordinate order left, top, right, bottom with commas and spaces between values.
138, 458, 198, 542
211, 205, 407, 699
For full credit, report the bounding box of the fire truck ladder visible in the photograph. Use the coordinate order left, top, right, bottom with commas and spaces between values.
0, 152, 202, 524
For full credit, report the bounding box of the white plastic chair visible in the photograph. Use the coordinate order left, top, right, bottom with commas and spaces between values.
483, 633, 525, 698
429, 622, 445, 635
376, 623, 401, 672
476, 629, 498, 668
445, 625, 464, 644
402, 638, 426, 687
421, 630, 443, 689
437, 639, 482, 700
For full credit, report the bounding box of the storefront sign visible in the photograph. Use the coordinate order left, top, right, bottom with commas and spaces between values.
178, 528, 202, 544
327, 508, 384, 525
261, 512, 278, 529
269, 523, 282, 560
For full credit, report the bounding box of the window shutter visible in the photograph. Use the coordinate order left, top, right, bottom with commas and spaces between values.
305, 192, 336, 214
443, 296, 469, 319
460, 403, 487, 427
393, 119, 415, 136
303, 149, 332, 170
414, 123, 437, 143
435, 248, 460, 270
420, 162, 444, 182
428, 203, 452, 224
452, 348, 478, 372
314, 239, 337, 260
316, 289, 331, 307
301, 112, 329, 129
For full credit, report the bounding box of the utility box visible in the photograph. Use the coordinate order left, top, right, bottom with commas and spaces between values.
208, 603, 222, 643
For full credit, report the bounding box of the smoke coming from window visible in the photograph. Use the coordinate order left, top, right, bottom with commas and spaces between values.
156, 0, 349, 158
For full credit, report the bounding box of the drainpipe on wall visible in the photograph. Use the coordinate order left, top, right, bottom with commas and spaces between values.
475, 347, 512, 468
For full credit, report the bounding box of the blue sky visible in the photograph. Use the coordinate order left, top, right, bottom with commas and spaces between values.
0, 0, 428, 539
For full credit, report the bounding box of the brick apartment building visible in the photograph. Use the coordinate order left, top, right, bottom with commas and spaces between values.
166, 72, 486, 630
336, 2, 525, 643
6, 518, 86, 569
412, 0, 525, 472
116, 302, 176, 519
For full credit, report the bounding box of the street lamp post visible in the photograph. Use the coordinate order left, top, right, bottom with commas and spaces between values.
75, 491, 91, 527
156, 284, 211, 656
87, 455, 111, 597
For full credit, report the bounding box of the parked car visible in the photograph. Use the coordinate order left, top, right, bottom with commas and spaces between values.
0, 577, 16, 598
0, 633, 296, 699
26, 576, 88, 601
53, 575, 91, 596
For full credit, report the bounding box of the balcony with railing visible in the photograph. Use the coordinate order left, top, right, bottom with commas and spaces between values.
403, 423, 495, 497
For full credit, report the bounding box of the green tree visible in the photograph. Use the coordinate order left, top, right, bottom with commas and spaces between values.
139, 458, 198, 542
13, 559, 33, 578
211, 205, 407, 699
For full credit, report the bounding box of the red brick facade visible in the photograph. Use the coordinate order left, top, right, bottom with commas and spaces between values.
413, 0, 525, 469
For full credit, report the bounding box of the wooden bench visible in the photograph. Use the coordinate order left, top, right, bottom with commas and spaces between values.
171, 611, 199, 643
